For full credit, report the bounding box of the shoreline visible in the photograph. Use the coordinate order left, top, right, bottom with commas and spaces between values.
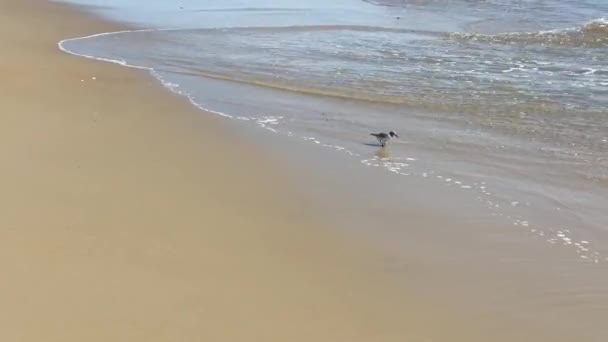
0, 1, 479, 341
2, 1, 607, 341
56, 8, 608, 267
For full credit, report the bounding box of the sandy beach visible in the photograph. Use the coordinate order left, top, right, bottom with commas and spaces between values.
0, 1, 455, 341
2, 0, 607, 341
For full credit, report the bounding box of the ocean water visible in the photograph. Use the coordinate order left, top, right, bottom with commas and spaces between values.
57, 0, 608, 338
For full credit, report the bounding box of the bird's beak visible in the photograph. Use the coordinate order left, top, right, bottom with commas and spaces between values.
395, 134, 399, 138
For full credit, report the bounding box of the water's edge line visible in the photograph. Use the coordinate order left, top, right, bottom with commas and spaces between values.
58, 28, 235, 119
58, 29, 158, 70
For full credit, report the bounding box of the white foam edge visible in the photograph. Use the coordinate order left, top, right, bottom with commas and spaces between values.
57, 28, 234, 119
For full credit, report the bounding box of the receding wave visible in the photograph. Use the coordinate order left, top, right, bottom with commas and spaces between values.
175, 67, 604, 120
449, 18, 608, 47
191, 7, 310, 13
206, 24, 444, 36
61, 24, 608, 119
362, 0, 452, 7
363, 0, 407, 7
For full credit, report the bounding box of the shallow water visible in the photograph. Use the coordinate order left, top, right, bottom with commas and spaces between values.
58, 0, 608, 338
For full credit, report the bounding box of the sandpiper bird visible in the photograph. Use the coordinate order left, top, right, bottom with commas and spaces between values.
370, 131, 399, 147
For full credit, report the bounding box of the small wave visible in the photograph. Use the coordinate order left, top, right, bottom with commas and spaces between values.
362, 0, 447, 7
209, 24, 444, 37
191, 7, 310, 13
449, 17, 608, 47
581, 17, 608, 33
60, 25, 606, 119
362, 0, 401, 7
171, 67, 605, 119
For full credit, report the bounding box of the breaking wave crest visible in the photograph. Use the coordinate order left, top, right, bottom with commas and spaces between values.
449, 17, 608, 47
